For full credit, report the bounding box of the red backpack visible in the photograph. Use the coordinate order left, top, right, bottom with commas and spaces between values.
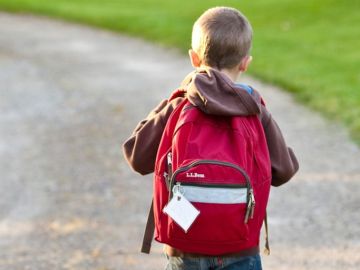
142, 89, 271, 255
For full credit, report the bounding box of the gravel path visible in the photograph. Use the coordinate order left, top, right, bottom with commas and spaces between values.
0, 12, 359, 270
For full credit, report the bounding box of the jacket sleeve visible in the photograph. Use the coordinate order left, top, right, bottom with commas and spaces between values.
122, 97, 184, 175
260, 105, 299, 186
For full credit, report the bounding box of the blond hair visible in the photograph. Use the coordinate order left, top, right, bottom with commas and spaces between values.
192, 7, 253, 69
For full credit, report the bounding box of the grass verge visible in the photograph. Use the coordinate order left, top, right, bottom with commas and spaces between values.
1, 0, 359, 142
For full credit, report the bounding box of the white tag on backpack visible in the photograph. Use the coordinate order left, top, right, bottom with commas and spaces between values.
163, 189, 200, 233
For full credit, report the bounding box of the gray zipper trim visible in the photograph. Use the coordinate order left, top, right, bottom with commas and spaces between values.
175, 183, 248, 204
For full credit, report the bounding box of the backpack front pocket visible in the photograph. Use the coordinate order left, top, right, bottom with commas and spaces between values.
166, 160, 255, 244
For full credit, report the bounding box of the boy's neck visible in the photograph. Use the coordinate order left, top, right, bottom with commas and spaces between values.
219, 68, 241, 82
200, 65, 241, 82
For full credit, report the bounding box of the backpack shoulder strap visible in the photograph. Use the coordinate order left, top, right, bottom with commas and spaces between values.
169, 89, 187, 101
238, 85, 270, 255
264, 211, 270, 255
141, 200, 155, 254
141, 91, 187, 254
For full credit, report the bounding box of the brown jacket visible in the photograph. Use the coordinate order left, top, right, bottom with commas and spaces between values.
123, 68, 299, 256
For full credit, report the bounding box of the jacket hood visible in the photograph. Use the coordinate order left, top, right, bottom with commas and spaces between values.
181, 68, 260, 116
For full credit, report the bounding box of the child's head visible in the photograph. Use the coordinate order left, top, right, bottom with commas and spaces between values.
190, 7, 253, 73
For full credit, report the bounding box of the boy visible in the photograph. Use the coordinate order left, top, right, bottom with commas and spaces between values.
123, 6, 299, 270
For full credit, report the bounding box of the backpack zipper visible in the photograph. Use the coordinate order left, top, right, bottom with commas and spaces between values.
169, 159, 251, 195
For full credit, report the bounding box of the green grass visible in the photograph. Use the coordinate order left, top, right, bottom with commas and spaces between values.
1, 0, 360, 142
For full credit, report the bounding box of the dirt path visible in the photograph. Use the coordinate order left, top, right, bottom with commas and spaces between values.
0, 12, 359, 270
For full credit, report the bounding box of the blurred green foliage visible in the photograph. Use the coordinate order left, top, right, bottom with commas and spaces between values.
1, 0, 359, 142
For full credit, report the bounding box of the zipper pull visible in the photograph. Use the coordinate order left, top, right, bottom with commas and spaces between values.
244, 189, 255, 223
172, 182, 184, 200
166, 152, 173, 190
244, 195, 252, 224
250, 190, 256, 219
172, 182, 181, 194
163, 172, 169, 188
167, 152, 172, 166
167, 152, 173, 177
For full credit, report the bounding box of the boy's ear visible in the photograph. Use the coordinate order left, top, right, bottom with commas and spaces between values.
189, 49, 201, 68
239, 55, 253, 72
